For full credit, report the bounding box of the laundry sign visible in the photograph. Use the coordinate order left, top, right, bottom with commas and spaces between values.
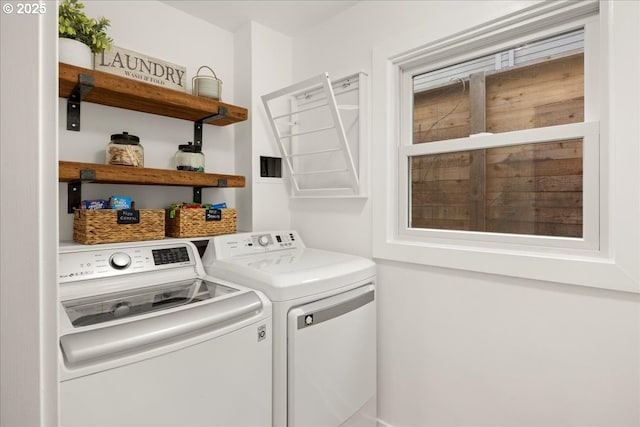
95, 46, 187, 92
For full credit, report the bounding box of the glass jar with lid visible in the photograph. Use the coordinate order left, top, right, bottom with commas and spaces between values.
175, 142, 205, 172
106, 131, 144, 167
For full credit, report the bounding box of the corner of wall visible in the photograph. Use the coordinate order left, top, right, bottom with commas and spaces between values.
234, 21, 294, 232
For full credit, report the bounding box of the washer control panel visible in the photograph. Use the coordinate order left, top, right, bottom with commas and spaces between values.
59, 243, 195, 283
212, 230, 304, 259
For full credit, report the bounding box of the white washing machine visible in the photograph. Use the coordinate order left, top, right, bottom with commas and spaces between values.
202, 230, 377, 427
58, 240, 272, 427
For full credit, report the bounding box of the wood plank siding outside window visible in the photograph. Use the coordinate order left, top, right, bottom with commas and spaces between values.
411, 49, 584, 238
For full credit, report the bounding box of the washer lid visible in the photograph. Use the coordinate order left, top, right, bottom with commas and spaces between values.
61, 278, 238, 328
206, 247, 375, 301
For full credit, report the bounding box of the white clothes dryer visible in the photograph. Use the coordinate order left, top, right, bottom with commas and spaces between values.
202, 230, 377, 427
58, 240, 272, 427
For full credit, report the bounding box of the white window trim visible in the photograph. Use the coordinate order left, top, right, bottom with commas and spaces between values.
371, 0, 640, 293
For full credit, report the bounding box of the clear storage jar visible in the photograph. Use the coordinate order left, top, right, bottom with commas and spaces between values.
106, 132, 144, 167
175, 142, 205, 172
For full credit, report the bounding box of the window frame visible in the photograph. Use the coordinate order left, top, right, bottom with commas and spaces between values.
371, 0, 640, 293
398, 14, 599, 252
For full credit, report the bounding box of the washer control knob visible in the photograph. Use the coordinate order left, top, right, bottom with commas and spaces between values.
258, 235, 270, 247
109, 252, 131, 270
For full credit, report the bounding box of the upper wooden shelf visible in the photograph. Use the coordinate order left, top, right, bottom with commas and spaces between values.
58, 62, 248, 126
59, 161, 245, 188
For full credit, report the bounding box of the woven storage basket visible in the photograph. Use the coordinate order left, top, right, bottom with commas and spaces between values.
73, 209, 165, 244
165, 208, 236, 238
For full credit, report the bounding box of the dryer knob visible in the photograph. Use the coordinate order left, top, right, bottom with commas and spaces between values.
109, 252, 131, 270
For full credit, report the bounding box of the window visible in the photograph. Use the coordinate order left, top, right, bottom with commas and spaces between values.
407, 30, 587, 239
393, 5, 600, 253
370, 0, 640, 292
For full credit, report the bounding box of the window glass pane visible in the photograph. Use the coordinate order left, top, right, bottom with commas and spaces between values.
414, 81, 470, 143
413, 30, 584, 143
486, 54, 583, 133
409, 139, 583, 238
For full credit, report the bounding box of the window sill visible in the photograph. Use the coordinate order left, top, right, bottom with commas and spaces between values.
372, 237, 639, 293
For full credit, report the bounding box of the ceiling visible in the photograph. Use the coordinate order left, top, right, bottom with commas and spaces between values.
161, 1, 359, 37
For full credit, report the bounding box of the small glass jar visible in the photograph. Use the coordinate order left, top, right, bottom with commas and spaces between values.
106, 131, 144, 167
175, 142, 205, 172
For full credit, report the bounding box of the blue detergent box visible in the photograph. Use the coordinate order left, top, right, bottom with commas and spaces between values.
83, 199, 109, 210
110, 196, 132, 209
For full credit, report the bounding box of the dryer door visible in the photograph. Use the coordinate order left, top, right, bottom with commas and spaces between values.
287, 283, 376, 427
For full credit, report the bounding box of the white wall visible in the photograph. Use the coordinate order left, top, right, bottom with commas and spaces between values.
0, 8, 58, 427
376, 261, 639, 426
234, 21, 292, 232
58, 1, 238, 240
292, 1, 640, 426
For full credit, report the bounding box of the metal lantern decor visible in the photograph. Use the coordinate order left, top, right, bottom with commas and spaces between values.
192, 66, 222, 100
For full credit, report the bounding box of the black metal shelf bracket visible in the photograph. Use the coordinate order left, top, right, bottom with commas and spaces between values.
203, 105, 229, 124
192, 105, 230, 148
193, 106, 228, 149
67, 181, 82, 214
192, 178, 227, 205
193, 121, 203, 151
67, 74, 95, 132
193, 187, 203, 204
67, 169, 96, 213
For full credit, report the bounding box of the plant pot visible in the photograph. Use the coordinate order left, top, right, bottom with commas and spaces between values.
59, 38, 93, 69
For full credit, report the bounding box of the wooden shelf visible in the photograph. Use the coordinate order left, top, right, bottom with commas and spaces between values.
59, 161, 245, 188
59, 62, 248, 125
58, 63, 247, 213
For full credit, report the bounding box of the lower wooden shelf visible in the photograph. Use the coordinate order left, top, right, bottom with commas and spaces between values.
59, 161, 245, 187
59, 161, 245, 213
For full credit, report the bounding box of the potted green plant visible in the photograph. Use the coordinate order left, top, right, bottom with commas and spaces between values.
58, 0, 113, 69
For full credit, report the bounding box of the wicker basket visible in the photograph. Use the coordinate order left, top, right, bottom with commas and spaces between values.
73, 208, 165, 244
165, 208, 236, 238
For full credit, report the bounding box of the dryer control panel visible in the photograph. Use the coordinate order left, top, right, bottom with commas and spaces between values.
210, 230, 305, 260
